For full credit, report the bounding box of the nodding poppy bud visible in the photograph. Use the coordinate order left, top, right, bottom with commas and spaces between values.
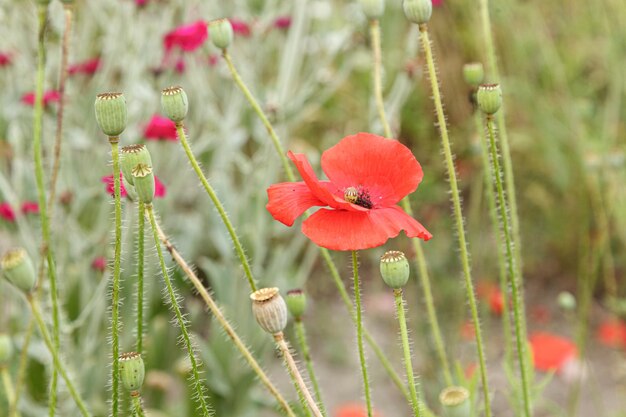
0, 334, 12, 367
208, 18, 234, 50
463, 63, 484, 87
402, 0, 432, 25
477, 84, 502, 115
131, 163, 155, 205
286, 289, 307, 320
161, 86, 188, 124
250, 287, 288, 335
360, 0, 385, 19
121, 144, 153, 187
119, 352, 145, 394
94, 92, 127, 137
380, 250, 410, 289
439, 386, 470, 417
1, 248, 36, 293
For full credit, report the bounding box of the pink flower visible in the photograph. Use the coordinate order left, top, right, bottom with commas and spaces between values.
432, 0, 443, 6
0, 202, 15, 222
21, 201, 39, 215
164, 21, 208, 52
154, 176, 166, 198
22, 90, 61, 107
135, 0, 148, 6
68, 58, 101, 76
144, 115, 178, 141
102, 173, 166, 199
0, 53, 12, 67
208, 54, 220, 67
273, 16, 292, 30
174, 58, 186, 74
229, 18, 251, 36
91, 256, 107, 272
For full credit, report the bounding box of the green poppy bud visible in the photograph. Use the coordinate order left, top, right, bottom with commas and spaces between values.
95, 92, 127, 137
380, 250, 410, 289
286, 289, 307, 320
161, 86, 188, 124
1, 248, 36, 293
360, 0, 385, 19
558, 291, 576, 311
121, 144, 153, 187
463, 63, 484, 87
403, 0, 432, 25
439, 386, 470, 417
208, 18, 234, 50
131, 163, 155, 205
119, 352, 145, 394
477, 84, 502, 115
250, 287, 288, 335
123, 176, 138, 202
0, 334, 13, 367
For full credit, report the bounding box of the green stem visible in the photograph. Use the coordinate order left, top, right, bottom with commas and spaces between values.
176, 123, 257, 292
1, 367, 20, 417
222, 50, 295, 182
27, 296, 90, 417
485, 116, 531, 417
369, 19, 392, 138
132, 395, 146, 417
393, 289, 421, 417
294, 320, 326, 416
146, 205, 211, 416
352, 251, 373, 417
109, 138, 122, 417
418, 24, 491, 417
10, 317, 34, 417
136, 201, 145, 354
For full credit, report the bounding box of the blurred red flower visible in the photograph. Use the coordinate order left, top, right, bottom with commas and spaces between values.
164, 21, 208, 52
433, 0, 443, 6
144, 115, 178, 141
597, 319, 626, 349
0, 53, 12, 67
102, 173, 166, 199
229, 18, 251, 36
489, 289, 504, 316
22, 90, 61, 107
135, 0, 148, 6
273, 16, 292, 30
335, 403, 382, 417
529, 332, 577, 373
266, 133, 431, 251
68, 57, 101, 75
0, 202, 15, 222
460, 320, 475, 340
208, 54, 220, 67
91, 256, 107, 272
21, 201, 39, 215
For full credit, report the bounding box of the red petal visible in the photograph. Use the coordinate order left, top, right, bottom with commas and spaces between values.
321, 133, 423, 207
301, 206, 431, 251
529, 332, 577, 372
266, 182, 325, 226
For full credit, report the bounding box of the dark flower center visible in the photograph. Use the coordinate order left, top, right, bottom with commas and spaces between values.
343, 186, 373, 209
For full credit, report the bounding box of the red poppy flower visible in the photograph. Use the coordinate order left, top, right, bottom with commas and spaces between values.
144, 115, 178, 141
22, 90, 61, 107
273, 16, 292, 30
597, 319, 626, 349
174, 58, 186, 74
68, 58, 101, 76
102, 173, 166, 199
489, 289, 504, 316
335, 403, 382, 417
91, 256, 107, 272
460, 320, 475, 341
164, 21, 208, 52
266, 133, 431, 251
0, 202, 15, 222
229, 18, 251, 36
432, 0, 443, 6
21, 201, 39, 215
0, 53, 12, 67
529, 332, 577, 373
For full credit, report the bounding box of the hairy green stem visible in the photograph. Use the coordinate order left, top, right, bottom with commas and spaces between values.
394, 289, 421, 417
10, 317, 34, 417
176, 123, 257, 292
136, 201, 145, 354
485, 116, 531, 417
418, 24, 491, 416
132, 395, 146, 417
146, 205, 211, 416
27, 296, 90, 417
369, 19, 392, 138
294, 320, 326, 416
352, 251, 373, 417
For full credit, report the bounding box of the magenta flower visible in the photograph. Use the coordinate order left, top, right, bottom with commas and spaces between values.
273, 16, 292, 30
144, 115, 178, 141
102, 173, 166, 199
229, 18, 251, 36
21, 201, 39, 215
68, 58, 101, 76
0, 202, 15, 222
0, 53, 12, 67
432, 0, 443, 6
91, 256, 107, 272
22, 90, 61, 107
164, 21, 208, 52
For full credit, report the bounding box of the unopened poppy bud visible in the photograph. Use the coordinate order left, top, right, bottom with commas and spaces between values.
131, 163, 155, 204
477, 84, 502, 115
0, 334, 12, 367
121, 144, 153, 186
250, 287, 288, 334
360, 0, 385, 19
161, 86, 188, 123
1, 248, 36, 293
439, 386, 470, 417
557, 291, 576, 311
403, 0, 432, 25
119, 352, 145, 394
380, 250, 410, 289
463, 62, 484, 87
286, 289, 307, 320
95, 92, 127, 137
208, 19, 234, 50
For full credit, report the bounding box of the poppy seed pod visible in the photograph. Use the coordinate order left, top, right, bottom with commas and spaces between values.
250, 287, 288, 335
208, 18, 234, 50
463, 63, 484, 87
360, 0, 385, 19
119, 352, 145, 393
380, 250, 410, 289
121, 144, 153, 187
0, 334, 12, 367
286, 289, 307, 320
557, 291, 576, 311
161, 86, 188, 123
1, 248, 36, 293
131, 163, 155, 205
94, 92, 127, 137
439, 386, 470, 417
403, 0, 432, 25
477, 84, 502, 115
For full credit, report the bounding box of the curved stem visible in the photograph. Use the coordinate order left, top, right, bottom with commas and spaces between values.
394, 289, 421, 417
486, 116, 532, 417
369, 19, 392, 138
352, 251, 373, 417
418, 24, 491, 417
274, 333, 323, 417
294, 320, 326, 416
136, 201, 145, 354
2, 367, 20, 417
150, 213, 297, 417
175, 123, 257, 292
146, 205, 211, 416
27, 296, 90, 417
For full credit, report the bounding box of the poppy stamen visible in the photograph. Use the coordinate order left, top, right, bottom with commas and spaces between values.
344, 186, 373, 209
